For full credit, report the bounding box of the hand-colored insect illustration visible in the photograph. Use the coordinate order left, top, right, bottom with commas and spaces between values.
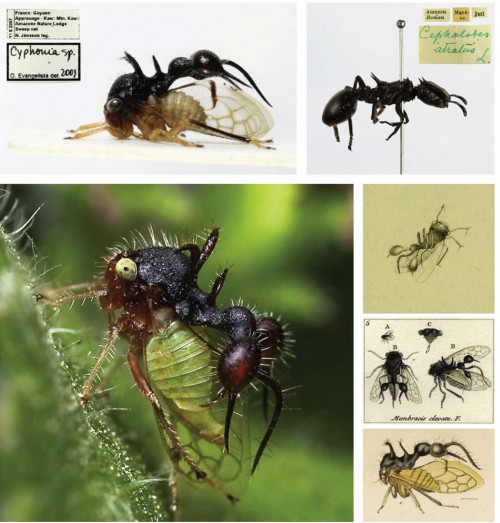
377, 440, 483, 513
388, 205, 469, 282
418, 327, 443, 352
36, 227, 290, 511
66, 50, 274, 149
429, 346, 492, 407
322, 74, 467, 150
366, 350, 421, 407
380, 330, 394, 344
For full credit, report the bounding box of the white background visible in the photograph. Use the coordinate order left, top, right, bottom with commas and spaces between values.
1, 3, 296, 174
308, 3, 494, 174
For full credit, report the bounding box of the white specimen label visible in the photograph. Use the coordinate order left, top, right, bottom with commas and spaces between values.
7, 9, 80, 40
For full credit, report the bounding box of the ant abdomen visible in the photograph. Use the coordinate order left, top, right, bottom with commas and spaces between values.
218, 338, 261, 393
256, 316, 285, 361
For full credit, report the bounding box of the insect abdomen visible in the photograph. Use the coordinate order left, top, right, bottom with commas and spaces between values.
161, 91, 208, 127
146, 318, 223, 445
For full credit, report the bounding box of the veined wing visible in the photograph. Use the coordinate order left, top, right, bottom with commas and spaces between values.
444, 345, 491, 364
170, 80, 274, 139
401, 364, 422, 403
368, 365, 387, 402
419, 460, 484, 493
145, 318, 251, 500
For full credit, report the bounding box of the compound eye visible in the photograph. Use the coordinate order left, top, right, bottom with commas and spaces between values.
106, 98, 122, 113
115, 258, 137, 281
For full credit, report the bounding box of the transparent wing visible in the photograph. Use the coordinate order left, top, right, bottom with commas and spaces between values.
145, 319, 251, 500
444, 369, 473, 390
444, 345, 491, 364
368, 365, 386, 402
397, 242, 447, 283
172, 80, 274, 139
400, 364, 422, 403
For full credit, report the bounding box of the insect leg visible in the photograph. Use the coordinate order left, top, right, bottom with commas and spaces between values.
436, 245, 449, 267
333, 125, 340, 143
408, 490, 425, 513
127, 349, 207, 479
170, 119, 275, 150
252, 372, 283, 474
147, 127, 203, 147
370, 101, 385, 123
347, 117, 354, 151
442, 379, 465, 402
415, 489, 458, 509
366, 363, 384, 379
429, 376, 439, 398
65, 124, 131, 140
380, 102, 406, 140
377, 486, 392, 513
437, 378, 447, 407
36, 281, 107, 305
207, 269, 229, 306
81, 324, 121, 404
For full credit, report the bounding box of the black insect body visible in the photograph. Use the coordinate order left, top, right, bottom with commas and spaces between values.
418, 327, 443, 352
367, 350, 421, 407
388, 205, 469, 282
380, 330, 394, 344
38, 227, 289, 505
429, 345, 492, 407
67, 51, 274, 148
378, 440, 483, 513
322, 74, 467, 150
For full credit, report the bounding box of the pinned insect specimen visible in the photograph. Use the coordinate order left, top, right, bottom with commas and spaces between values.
388, 204, 469, 282
418, 327, 443, 352
380, 330, 394, 344
367, 350, 421, 407
322, 74, 467, 150
378, 440, 483, 513
36, 227, 290, 510
66, 51, 274, 148
429, 345, 492, 407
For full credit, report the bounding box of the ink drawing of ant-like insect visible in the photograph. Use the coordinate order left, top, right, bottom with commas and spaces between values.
388, 204, 469, 282
429, 345, 492, 407
377, 440, 483, 513
366, 350, 421, 407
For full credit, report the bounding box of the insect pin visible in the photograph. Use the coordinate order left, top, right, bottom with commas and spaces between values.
322, 74, 467, 150
66, 50, 274, 149
366, 350, 421, 407
388, 204, 469, 282
429, 345, 492, 407
36, 227, 290, 511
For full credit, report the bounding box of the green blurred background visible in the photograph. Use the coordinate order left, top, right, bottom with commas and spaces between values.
0, 185, 353, 521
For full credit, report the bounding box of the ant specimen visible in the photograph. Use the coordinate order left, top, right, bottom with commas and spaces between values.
37, 227, 289, 508
367, 350, 421, 407
429, 345, 492, 407
388, 204, 469, 282
322, 74, 467, 150
378, 440, 483, 513
66, 50, 274, 148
